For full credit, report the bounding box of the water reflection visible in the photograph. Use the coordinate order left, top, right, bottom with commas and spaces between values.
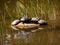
5, 29, 34, 44
3, 26, 60, 45
4, 27, 47, 45
6, 34, 11, 40
13, 30, 32, 43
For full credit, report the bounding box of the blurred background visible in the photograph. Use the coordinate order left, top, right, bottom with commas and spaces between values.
0, 0, 60, 45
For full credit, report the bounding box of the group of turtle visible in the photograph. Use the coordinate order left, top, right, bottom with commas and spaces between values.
11, 16, 48, 26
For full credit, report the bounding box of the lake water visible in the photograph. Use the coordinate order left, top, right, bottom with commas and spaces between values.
0, 20, 60, 45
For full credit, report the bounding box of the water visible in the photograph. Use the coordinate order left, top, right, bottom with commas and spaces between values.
0, 21, 60, 45
1, 29, 60, 45
0, 30, 60, 45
